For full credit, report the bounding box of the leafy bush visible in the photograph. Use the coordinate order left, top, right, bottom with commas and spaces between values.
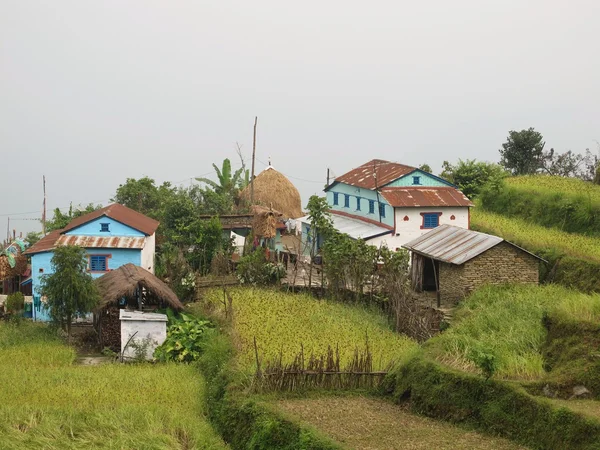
154, 313, 213, 363
237, 248, 285, 285
5, 292, 25, 315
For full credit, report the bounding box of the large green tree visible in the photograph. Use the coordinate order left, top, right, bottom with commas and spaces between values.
39, 245, 100, 341
112, 177, 176, 220
440, 159, 507, 199
499, 128, 545, 175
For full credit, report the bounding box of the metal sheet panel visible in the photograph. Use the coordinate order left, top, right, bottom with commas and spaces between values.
329, 213, 392, 240
402, 224, 505, 265
56, 235, 146, 249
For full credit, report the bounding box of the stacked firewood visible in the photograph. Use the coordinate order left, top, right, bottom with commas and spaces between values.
100, 306, 121, 352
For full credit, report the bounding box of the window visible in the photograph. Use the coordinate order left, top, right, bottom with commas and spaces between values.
413, 176, 421, 185
368, 200, 375, 214
421, 213, 441, 229
100, 223, 110, 232
306, 225, 311, 243
356, 197, 361, 211
90, 255, 108, 272
379, 203, 386, 218
333, 192, 339, 206
344, 194, 350, 208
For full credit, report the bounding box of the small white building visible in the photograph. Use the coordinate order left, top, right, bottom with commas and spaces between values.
120, 310, 168, 361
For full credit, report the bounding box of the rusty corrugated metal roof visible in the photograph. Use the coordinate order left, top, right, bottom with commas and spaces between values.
62, 204, 159, 236
333, 159, 416, 190
23, 230, 62, 255
402, 224, 544, 265
56, 235, 146, 249
380, 187, 474, 208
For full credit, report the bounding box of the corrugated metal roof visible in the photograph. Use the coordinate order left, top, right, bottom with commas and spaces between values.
56, 235, 146, 249
333, 159, 416, 190
62, 204, 159, 236
23, 230, 62, 255
402, 224, 544, 265
380, 187, 473, 208
300, 212, 392, 240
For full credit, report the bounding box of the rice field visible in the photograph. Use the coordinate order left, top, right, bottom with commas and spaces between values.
471, 208, 600, 262
274, 396, 526, 450
428, 284, 600, 380
0, 322, 226, 449
198, 287, 418, 372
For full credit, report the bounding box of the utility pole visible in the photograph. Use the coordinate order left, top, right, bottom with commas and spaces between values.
42, 175, 47, 236
6, 217, 10, 242
250, 116, 258, 205
326, 168, 330, 187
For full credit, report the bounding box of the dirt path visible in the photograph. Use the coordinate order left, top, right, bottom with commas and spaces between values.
274, 396, 527, 450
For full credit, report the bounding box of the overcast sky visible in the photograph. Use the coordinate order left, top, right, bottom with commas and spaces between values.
2, 0, 599, 239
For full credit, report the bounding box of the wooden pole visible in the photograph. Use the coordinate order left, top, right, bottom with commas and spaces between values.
42, 175, 47, 236
326, 168, 330, 186
250, 116, 258, 205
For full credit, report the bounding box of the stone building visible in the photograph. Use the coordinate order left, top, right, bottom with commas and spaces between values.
403, 224, 544, 304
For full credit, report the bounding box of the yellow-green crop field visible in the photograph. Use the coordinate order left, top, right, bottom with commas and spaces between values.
199, 287, 418, 372
471, 208, 600, 262
506, 175, 600, 200
0, 322, 226, 449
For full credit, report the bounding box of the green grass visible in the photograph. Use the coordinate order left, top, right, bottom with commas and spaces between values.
428, 284, 600, 380
479, 175, 600, 236
472, 208, 600, 262
0, 322, 226, 449
197, 287, 418, 372
274, 396, 526, 449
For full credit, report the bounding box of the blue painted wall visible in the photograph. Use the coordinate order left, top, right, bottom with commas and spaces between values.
64, 217, 146, 237
384, 170, 452, 187
325, 182, 394, 228
31, 248, 142, 322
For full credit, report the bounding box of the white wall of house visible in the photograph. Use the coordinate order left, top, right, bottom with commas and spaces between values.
366, 206, 470, 250
140, 233, 156, 274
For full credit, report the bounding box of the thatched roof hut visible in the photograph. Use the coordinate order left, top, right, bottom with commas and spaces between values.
240, 166, 303, 219
95, 264, 183, 311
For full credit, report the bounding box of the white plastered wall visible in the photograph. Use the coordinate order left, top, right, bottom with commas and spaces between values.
140, 233, 156, 274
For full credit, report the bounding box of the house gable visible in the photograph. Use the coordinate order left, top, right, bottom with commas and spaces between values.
384, 169, 454, 188
63, 216, 146, 237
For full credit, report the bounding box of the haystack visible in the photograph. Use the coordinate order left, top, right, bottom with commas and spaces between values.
95, 264, 183, 311
240, 166, 303, 219
251, 205, 283, 239
0, 240, 27, 281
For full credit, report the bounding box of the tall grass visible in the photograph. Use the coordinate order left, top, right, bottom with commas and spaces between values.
0, 322, 226, 449
197, 287, 418, 372
479, 175, 600, 236
428, 284, 600, 380
471, 208, 600, 262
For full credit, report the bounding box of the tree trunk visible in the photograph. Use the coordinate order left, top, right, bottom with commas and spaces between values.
67, 315, 72, 344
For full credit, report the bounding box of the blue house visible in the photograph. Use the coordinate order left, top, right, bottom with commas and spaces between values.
24, 204, 159, 322
299, 159, 473, 254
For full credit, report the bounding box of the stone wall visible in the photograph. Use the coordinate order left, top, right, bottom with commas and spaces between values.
439, 241, 540, 303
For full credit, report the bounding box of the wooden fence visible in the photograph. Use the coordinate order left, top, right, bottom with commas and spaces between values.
254, 338, 388, 391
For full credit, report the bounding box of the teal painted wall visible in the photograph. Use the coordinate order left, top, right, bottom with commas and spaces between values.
31, 248, 142, 322
325, 182, 394, 228
384, 170, 452, 187
64, 217, 146, 237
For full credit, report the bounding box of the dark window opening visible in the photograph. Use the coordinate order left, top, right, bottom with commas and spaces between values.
422, 259, 439, 291
344, 194, 350, 208
100, 223, 110, 232
413, 176, 421, 185
333, 192, 339, 206
356, 197, 361, 211
379, 203, 386, 218
90, 255, 108, 272
369, 200, 375, 214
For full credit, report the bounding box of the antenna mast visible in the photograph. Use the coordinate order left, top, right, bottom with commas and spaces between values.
42, 175, 47, 236
250, 116, 258, 205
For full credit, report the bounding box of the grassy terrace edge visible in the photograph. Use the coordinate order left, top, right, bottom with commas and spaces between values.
381, 350, 600, 450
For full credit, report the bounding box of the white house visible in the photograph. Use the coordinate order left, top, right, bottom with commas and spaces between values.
300, 159, 473, 252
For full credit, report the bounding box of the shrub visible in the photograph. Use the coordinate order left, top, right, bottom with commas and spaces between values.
237, 249, 285, 285
5, 292, 25, 315
154, 313, 213, 363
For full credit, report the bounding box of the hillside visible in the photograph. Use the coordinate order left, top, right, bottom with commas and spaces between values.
479, 175, 600, 236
